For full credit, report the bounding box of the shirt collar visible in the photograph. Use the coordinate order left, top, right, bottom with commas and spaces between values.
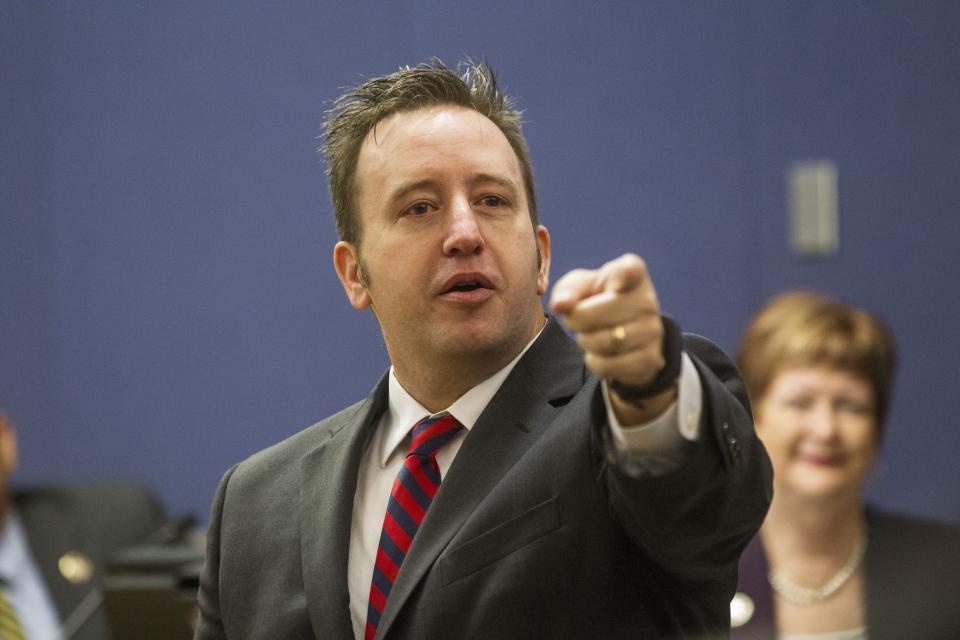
379, 320, 546, 467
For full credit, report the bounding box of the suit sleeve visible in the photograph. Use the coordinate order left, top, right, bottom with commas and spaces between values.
194, 465, 237, 640
600, 333, 773, 584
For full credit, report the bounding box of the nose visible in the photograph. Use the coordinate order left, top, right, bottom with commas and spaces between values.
442, 197, 484, 256
806, 401, 840, 440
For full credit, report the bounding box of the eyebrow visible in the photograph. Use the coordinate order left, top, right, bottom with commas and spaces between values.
470, 173, 520, 197
385, 173, 521, 205
386, 179, 438, 205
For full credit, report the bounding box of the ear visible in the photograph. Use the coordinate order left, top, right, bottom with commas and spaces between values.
0, 410, 19, 475
333, 241, 372, 310
535, 224, 552, 296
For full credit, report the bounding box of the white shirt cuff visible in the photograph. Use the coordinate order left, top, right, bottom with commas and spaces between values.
603, 352, 702, 456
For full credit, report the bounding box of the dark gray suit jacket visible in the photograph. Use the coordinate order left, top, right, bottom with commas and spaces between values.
197, 319, 772, 639
14, 482, 167, 640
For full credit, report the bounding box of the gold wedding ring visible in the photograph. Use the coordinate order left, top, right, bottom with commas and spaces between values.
610, 324, 627, 353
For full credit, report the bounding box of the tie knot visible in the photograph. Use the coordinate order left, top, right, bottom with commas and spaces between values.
407, 414, 463, 459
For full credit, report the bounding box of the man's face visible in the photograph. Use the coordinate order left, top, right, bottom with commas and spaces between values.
334, 106, 550, 373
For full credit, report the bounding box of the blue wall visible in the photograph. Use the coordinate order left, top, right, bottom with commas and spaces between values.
3, 2, 958, 523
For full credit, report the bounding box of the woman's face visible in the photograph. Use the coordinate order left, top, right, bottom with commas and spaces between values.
755, 366, 878, 501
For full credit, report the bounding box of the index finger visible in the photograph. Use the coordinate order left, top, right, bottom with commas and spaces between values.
600, 253, 647, 294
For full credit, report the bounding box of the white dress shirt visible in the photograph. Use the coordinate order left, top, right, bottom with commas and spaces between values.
0, 512, 64, 640
347, 328, 703, 639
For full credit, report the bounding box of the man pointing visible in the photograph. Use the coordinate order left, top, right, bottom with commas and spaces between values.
196, 60, 771, 639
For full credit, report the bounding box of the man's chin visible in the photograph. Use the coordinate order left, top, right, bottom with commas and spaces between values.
438, 328, 525, 362
419, 309, 543, 365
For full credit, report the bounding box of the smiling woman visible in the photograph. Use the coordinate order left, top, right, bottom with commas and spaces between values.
730, 291, 960, 640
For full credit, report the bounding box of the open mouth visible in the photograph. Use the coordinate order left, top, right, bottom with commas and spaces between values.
440, 273, 495, 296
447, 282, 483, 293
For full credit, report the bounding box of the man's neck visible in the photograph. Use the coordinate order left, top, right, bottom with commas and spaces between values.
393, 359, 505, 413
391, 317, 547, 413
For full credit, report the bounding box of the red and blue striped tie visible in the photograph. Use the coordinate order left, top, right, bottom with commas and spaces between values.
364, 414, 463, 640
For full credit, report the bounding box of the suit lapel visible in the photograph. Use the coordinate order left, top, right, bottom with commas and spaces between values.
375, 319, 586, 638
299, 374, 389, 638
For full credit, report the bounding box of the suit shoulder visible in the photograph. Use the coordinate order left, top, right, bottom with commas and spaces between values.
683, 333, 738, 378
230, 396, 373, 480
868, 506, 960, 549
683, 332, 752, 419
865, 506, 960, 634
866, 506, 960, 584
209, 395, 378, 528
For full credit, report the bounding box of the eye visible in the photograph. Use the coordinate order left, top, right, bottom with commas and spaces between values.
783, 395, 813, 410
836, 398, 872, 415
478, 194, 507, 208
403, 201, 433, 216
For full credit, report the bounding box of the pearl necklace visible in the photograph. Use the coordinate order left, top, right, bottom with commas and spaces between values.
768, 531, 868, 606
